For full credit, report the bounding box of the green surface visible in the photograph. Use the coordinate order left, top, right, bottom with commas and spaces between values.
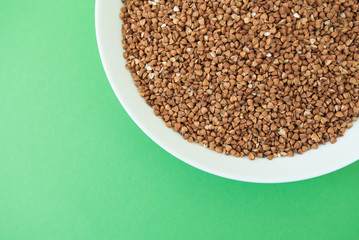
1, 1, 359, 239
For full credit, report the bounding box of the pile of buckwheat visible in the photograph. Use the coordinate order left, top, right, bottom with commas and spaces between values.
120, 0, 359, 160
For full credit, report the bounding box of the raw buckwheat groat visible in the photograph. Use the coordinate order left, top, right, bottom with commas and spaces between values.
120, 0, 359, 160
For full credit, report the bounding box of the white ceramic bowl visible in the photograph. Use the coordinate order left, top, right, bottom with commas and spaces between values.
95, 0, 359, 183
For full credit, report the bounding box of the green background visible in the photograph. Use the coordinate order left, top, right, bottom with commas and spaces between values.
2, 1, 359, 239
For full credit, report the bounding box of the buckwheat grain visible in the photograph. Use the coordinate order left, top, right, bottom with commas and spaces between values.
121, 0, 359, 159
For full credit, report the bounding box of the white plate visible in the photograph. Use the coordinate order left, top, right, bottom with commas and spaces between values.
95, 0, 359, 183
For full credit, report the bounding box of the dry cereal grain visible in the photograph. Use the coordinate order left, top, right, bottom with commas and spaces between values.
121, 0, 359, 159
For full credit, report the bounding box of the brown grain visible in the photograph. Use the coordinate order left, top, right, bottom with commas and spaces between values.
121, 0, 359, 159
